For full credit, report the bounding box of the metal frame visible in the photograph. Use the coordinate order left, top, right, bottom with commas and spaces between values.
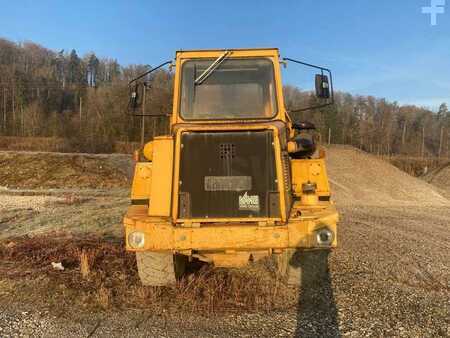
171, 49, 287, 126
178, 57, 279, 122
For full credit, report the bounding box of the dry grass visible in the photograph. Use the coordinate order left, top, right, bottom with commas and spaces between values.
0, 234, 295, 315
79, 248, 91, 279
0, 136, 139, 154
54, 194, 91, 206
0, 136, 67, 152
96, 284, 111, 309
387, 155, 449, 177
114, 141, 140, 154
0, 151, 131, 189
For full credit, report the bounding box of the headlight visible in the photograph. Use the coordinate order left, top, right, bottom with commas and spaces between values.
316, 228, 334, 246
128, 231, 145, 249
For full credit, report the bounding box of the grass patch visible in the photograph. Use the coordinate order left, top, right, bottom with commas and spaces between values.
0, 233, 296, 316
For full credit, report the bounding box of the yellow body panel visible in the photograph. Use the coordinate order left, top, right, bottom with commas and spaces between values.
124, 204, 338, 252
291, 159, 331, 197
130, 163, 152, 201
148, 136, 174, 217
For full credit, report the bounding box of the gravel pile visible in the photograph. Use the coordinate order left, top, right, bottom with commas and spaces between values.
326, 145, 449, 206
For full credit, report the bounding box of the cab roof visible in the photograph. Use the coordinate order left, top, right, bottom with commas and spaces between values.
175, 48, 280, 59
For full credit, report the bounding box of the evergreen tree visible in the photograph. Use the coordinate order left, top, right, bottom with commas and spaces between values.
68, 49, 82, 84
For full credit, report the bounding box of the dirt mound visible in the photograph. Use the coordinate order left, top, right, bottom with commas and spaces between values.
0, 151, 133, 189
326, 145, 449, 206
423, 163, 450, 199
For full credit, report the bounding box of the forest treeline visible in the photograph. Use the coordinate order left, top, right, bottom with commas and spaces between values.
0, 38, 449, 156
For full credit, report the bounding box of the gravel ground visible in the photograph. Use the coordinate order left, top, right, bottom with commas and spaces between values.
0, 194, 63, 211
0, 148, 449, 337
0, 188, 128, 239
1, 205, 449, 337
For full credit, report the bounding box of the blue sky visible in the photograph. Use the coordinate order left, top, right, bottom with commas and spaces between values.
0, 0, 449, 109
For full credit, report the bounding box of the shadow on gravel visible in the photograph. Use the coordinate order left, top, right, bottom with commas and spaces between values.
293, 250, 340, 338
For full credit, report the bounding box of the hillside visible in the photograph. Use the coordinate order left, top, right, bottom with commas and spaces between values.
423, 162, 450, 199
0, 151, 132, 189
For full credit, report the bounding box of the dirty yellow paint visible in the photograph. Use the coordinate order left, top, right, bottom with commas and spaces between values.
130, 162, 152, 201
124, 204, 338, 252
124, 48, 339, 268
291, 159, 331, 197
148, 136, 173, 216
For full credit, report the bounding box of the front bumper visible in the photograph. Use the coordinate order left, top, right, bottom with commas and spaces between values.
124, 205, 338, 252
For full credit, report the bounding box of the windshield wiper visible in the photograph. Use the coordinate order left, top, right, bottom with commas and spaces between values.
194, 50, 231, 85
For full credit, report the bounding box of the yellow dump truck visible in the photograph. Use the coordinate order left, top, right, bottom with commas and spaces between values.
124, 48, 338, 286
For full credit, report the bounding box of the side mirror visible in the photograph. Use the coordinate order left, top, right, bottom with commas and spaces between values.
281, 57, 334, 112
129, 84, 140, 110
315, 74, 330, 99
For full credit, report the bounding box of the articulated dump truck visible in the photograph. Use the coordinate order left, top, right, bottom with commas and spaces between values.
124, 48, 338, 286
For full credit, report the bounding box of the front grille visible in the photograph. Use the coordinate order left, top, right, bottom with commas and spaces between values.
179, 130, 278, 218
219, 143, 236, 159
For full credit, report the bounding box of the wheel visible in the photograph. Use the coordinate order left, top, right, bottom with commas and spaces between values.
275, 249, 330, 287
136, 252, 187, 286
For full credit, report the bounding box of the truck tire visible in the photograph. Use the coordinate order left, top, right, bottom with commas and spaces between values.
136, 252, 187, 286
275, 249, 330, 287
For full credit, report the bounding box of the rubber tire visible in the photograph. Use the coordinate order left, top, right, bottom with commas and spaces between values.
136, 252, 187, 286
275, 249, 330, 287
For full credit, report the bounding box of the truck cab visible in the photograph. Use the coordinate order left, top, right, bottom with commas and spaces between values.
124, 48, 338, 286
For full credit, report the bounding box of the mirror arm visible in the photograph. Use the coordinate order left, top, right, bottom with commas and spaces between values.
288, 102, 334, 114
128, 60, 173, 85
127, 60, 174, 117
282, 57, 334, 113
283, 57, 331, 72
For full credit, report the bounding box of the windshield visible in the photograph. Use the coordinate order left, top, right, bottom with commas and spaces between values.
180, 58, 278, 120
